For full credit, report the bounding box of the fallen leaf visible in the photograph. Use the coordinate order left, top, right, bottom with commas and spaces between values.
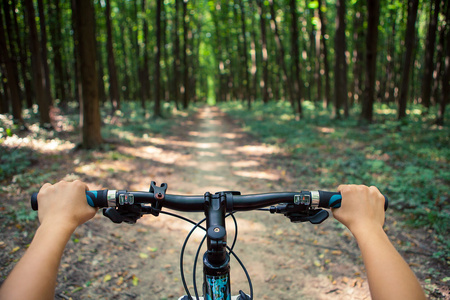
103, 274, 112, 283
10, 246, 20, 254
139, 253, 149, 259
147, 247, 158, 252
132, 275, 139, 286
331, 250, 342, 255
116, 276, 124, 285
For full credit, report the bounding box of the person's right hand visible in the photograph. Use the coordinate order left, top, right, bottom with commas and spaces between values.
37, 180, 97, 232
331, 184, 386, 237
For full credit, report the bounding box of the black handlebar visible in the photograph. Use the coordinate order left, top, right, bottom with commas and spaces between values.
31, 189, 388, 212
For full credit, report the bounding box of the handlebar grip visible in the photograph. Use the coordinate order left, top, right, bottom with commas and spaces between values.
318, 190, 389, 211
31, 190, 110, 211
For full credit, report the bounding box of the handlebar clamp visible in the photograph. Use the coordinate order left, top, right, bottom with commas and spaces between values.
150, 181, 168, 216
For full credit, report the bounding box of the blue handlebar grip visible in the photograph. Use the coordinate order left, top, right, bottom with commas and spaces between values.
318, 190, 389, 211
31, 190, 109, 210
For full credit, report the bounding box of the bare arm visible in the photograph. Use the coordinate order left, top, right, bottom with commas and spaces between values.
0, 180, 97, 300
332, 185, 426, 300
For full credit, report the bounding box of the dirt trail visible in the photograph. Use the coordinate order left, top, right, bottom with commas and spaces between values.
4, 106, 442, 299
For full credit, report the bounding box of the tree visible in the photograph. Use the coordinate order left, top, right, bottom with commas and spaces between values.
318, 0, 331, 108
268, 0, 301, 116
0, 0, 23, 124
334, 0, 348, 118
182, 0, 190, 109
154, 0, 162, 117
361, 0, 380, 123
24, 0, 52, 127
37, 0, 53, 107
105, 0, 120, 111
421, 0, 441, 110
257, 0, 269, 104
75, 0, 102, 148
398, 0, 419, 120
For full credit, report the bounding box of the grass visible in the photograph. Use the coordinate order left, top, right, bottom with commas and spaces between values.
219, 100, 450, 259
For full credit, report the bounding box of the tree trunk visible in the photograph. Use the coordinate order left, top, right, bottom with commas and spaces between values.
173, 0, 180, 108
105, 0, 120, 111
290, 0, 303, 107
154, 0, 162, 116
238, 0, 251, 109
351, 1, 364, 106
257, 0, 269, 104
75, 0, 102, 148
437, 0, 449, 125
268, 0, 301, 116
24, 0, 51, 126
398, 0, 419, 120
182, 0, 189, 109
318, 0, 331, 108
313, 5, 322, 103
0, 0, 23, 124
421, 0, 441, 110
334, 0, 348, 118
37, 0, 53, 107
361, 0, 380, 123
11, 0, 32, 108
71, 0, 82, 106
51, 0, 66, 106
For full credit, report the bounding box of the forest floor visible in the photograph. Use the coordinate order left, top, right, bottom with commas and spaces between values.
0, 105, 449, 299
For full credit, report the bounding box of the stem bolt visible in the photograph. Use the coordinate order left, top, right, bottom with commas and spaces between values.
213, 227, 220, 233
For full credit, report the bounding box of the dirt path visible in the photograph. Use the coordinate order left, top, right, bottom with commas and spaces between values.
2, 106, 446, 299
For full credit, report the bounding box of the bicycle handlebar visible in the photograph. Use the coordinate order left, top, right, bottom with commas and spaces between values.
31, 189, 388, 211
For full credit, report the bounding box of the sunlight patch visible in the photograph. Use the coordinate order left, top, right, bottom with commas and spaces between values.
234, 170, 280, 181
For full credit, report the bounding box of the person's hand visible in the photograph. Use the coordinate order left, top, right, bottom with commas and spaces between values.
37, 180, 97, 232
331, 184, 385, 237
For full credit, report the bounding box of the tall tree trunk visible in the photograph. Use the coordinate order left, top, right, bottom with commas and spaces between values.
318, 0, 331, 108
257, 0, 269, 104
105, 0, 120, 111
182, 0, 189, 109
361, 0, 380, 123
76, 0, 102, 148
437, 0, 449, 125
37, 0, 53, 107
11, 0, 33, 108
24, 0, 51, 126
238, 0, 251, 109
313, 5, 322, 103
385, 1, 397, 104
421, 0, 441, 110
398, 0, 419, 120
1, 0, 23, 124
290, 0, 303, 108
71, 0, 82, 106
154, 0, 162, 116
268, 0, 301, 116
51, 0, 66, 106
334, 0, 348, 118
351, 1, 364, 106
173, 0, 180, 108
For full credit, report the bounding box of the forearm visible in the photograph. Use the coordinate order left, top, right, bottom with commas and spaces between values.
354, 226, 426, 300
0, 223, 74, 300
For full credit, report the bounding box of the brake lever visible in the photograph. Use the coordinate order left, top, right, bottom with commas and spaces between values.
286, 209, 329, 224
103, 204, 145, 224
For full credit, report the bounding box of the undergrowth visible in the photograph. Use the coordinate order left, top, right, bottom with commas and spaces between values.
219, 100, 450, 260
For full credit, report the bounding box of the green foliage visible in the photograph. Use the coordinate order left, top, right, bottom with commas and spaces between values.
0, 147, 34, 181
220, 101, 450, 257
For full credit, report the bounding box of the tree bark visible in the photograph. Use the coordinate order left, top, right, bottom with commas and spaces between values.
75, 0, 102, 148
290, 0, 303, 106
24, 0, 51, 126
37, 0, 53, 107
318, 0, 331, 108
398, 0, 419, 120
105, 0, 120, 111
437, 0, 449, 125
0, 0, 23, 124
361, 0, 380, 123
238, 0, 251, 109
257, 0, 269, 104
421, 0, 441, 110
182, 0, 189, 109
154, 0, 162, 116
334, 0, 348, 118
51, 0, 66, 106
268, 0, 301, 116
